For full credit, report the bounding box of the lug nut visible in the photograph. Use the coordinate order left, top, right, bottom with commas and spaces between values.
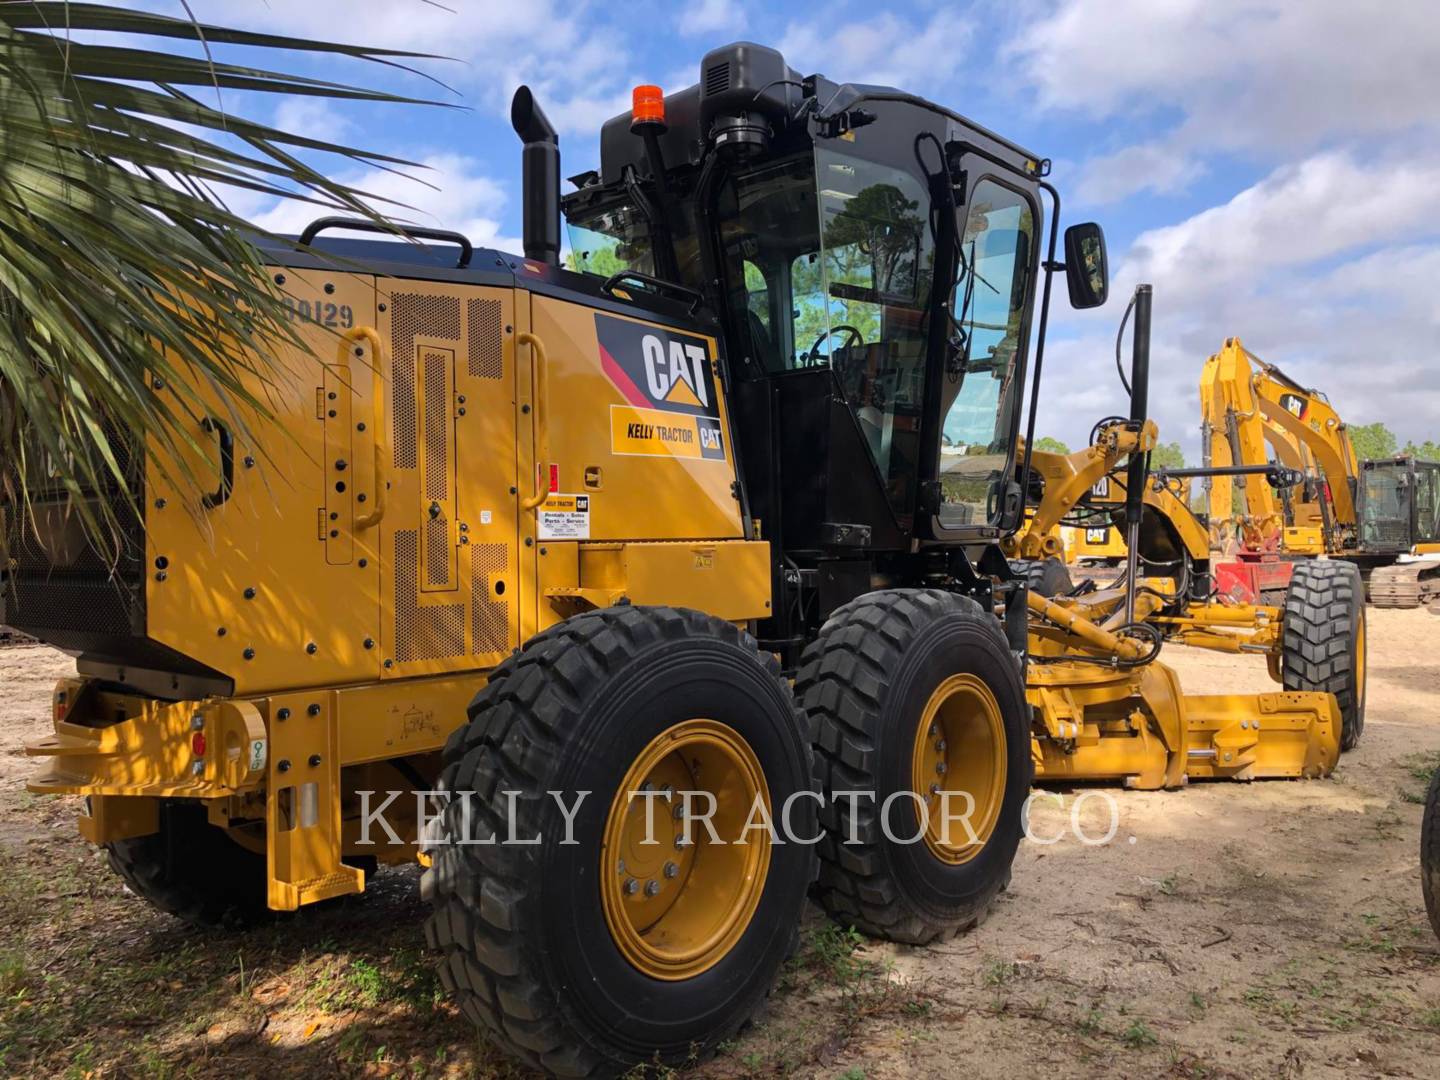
617, 859, 626, 874
644, 880, 661, 897
936, 762, 947, 775
936, 739, 947, 752
675, 834, 690, 850
929, 723, 939, 738
663, 861, 678, 879
623, 879, 639, 896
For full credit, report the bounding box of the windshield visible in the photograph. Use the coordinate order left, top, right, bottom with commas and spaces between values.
937, 179, 1035, 528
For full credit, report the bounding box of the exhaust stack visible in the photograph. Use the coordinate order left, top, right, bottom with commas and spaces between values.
511, 86, 560, 266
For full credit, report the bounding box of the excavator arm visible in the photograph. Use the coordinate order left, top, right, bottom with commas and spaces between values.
1199, 336, 1359, 553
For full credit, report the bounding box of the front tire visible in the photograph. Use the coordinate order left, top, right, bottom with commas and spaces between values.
796, 589, 1031, 944
1282, 561, 1366, 751
422, 606, 816, 1078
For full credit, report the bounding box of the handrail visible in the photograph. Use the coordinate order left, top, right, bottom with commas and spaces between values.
298, 216, 473, 269
518, 332, 551, 512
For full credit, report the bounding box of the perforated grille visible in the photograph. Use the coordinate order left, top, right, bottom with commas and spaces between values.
424, 517, 449, 586
393, 530, 464, 661
470, 543, 509, 654
422, 350, 449, 501
467, 298, 504, 380
390, 293, 460, 469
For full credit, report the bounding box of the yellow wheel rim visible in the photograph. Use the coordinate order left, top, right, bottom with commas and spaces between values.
1355, 610, 1367, 705
911, 674, 1007, 865
600, 719, 770, 980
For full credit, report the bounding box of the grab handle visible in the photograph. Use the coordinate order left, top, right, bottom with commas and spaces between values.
347, 327, 388, 530
518, 332, 551, 512
199, 417, 234, 509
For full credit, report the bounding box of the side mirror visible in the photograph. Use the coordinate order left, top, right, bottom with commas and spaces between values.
1064, 222, 1108, 308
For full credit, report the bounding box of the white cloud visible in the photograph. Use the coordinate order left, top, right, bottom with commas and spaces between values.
679, 0, 746, 38
780, 9, 976, 92
1122, 151, 1440, 301
271, 97, 353, 140
175, 0, 640, 137
1073, 141, 1202, 206
1012, 1, 1440, 159
1035, 150, 1440, 456
247, 153, 520, 254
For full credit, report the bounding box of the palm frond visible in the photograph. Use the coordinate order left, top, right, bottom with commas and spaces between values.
0, 2, 454, 561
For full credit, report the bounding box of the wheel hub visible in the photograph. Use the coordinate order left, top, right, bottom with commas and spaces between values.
911, 673, 1007, 864
601, 719, 770, 980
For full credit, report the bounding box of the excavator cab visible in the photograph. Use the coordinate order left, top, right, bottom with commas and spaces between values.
1357, 457, 1440, 553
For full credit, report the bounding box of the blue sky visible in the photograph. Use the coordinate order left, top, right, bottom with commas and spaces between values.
141, 1, 1440, 458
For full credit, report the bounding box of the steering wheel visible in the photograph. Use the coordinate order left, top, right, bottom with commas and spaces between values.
805, 324, 864, 365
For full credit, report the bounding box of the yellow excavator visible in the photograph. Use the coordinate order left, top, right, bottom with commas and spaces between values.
1200, 337, 1440, 607
3, 43, 1361, 1077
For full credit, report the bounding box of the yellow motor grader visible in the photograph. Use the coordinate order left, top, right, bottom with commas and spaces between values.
3, 41, 1360, 1078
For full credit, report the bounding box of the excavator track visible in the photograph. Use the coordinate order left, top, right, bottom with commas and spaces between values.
0, 626, 38, 649
1366, 560, 1440, 609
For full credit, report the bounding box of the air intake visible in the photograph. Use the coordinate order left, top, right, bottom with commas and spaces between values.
704, 61, 731, 96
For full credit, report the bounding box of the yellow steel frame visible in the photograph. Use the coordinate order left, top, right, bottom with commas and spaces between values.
1026, 592, 1339, 788
26, 273, 770, 912
1016, 422, 1340, 788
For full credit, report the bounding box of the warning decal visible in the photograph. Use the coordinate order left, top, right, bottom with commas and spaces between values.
538, 494, 591, 540
594, 313, 720, 419
611, 405, 726, 461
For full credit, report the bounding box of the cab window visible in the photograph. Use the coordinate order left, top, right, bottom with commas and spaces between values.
937, 179, 1035, 527
812, 148, 933, 506
565, 203, 655, 278
716, 148, 934, 516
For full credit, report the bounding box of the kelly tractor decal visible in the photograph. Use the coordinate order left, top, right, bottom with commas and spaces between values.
596, 314, 726, 461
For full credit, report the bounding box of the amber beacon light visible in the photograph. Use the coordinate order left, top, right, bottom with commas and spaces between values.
631, 84, 666, 130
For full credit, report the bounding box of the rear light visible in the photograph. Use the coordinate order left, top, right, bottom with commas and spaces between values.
191, 731, 207, 757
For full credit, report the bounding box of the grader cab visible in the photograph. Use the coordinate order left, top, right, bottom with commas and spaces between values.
4, 41, 1362, 1077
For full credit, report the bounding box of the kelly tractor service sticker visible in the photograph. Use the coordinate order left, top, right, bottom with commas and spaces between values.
595, 314, 727, 461
538, 494, 591, 540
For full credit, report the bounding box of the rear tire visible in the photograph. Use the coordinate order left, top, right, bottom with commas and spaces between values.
796, 589, 1030, 945
422, 606, 816, 1078
1281, 561, 1366, 751
106, 800, 270, 928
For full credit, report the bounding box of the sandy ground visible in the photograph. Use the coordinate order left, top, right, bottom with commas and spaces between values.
1, 609, 1438, 1078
